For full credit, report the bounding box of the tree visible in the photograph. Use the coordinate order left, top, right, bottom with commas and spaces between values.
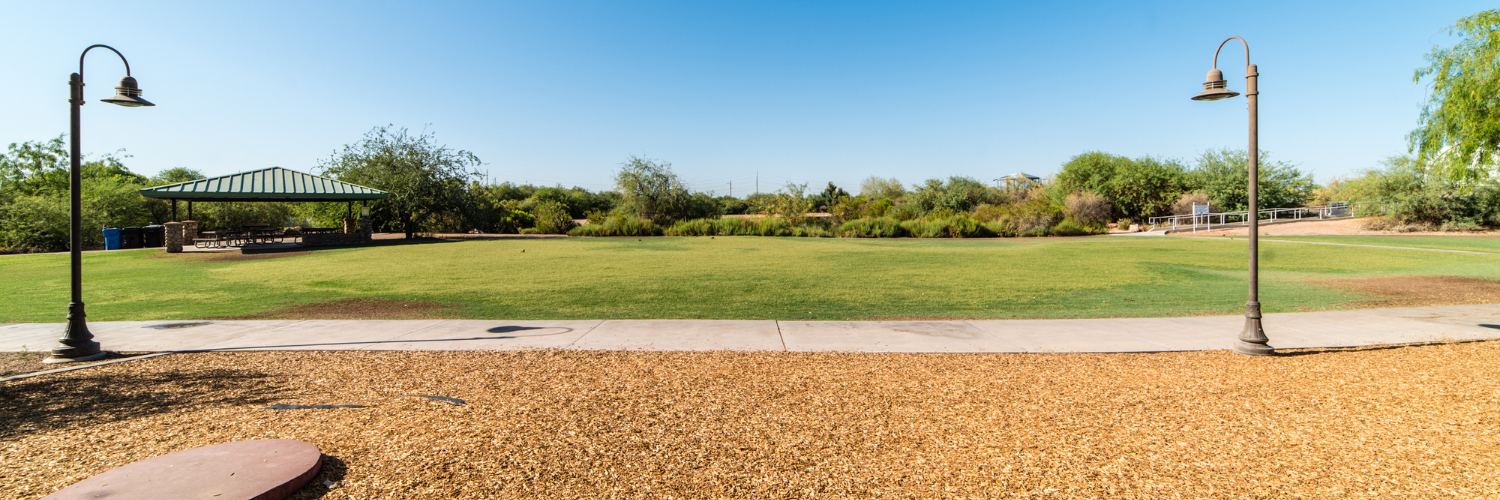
1410, 10, 1500, 182
149, 167, 205, 185
906, 176, 1000, 214
858, 176, 905, 201
613, 156, 693, 224
319, 126, 481, 238
808, 182, 850, 211
1190, 148, 1314, 212
1057, 151, 1190, 219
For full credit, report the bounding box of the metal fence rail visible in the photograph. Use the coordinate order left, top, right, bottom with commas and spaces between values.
1147, 202, 1361, 232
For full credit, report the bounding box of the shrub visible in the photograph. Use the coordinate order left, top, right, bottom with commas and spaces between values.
0, 195, 69, 252
1010, 196, 1063, 234
494, 210, 534, 234
1064, 191, 1112, 227
566, 214, 662, 237
1171, 193, 1210, 215
664, 218, 716, 236
1117, 218, 1135, 232
839, 217, 907, 238
1050, 219, 1097, 236
530, 201, 576, 234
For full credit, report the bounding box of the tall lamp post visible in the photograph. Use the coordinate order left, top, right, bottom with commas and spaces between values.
46, 45, 155, 364
1191, 36, 1272, 356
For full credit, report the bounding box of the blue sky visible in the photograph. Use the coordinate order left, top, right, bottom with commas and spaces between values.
0, 1, 1490, 194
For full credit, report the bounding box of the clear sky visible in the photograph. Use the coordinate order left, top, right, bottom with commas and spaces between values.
0, 1, 1490, 195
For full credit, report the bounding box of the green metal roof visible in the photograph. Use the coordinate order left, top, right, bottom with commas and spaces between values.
139, 167, 389, 202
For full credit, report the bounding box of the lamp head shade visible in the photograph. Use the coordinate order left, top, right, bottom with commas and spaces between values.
100, 76, 154, 107
1192, 68, 1240, 101
1190, 68, 1238, 101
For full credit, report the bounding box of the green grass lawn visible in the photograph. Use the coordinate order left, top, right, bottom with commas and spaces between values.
2, 236, 1497, 323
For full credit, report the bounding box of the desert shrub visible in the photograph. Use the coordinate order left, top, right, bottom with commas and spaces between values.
664, 218, 716, 236
899, 219, 946, 238
1117, 218, 1135, 231
1010, 196, 1063, 234
840, 217, 906, 238
530, 200, 575, 234
983, 221, 1016, 237
906, 176, 1004, 214
566, 214, 662, 237
699, 217, 793, 236
1171, 193, 1211, 215
893, 215, 993, 238
1050, 219, 1097, 236
751, 184, 813, 226
790, 225, 834, 237
888, 204, 921, 221
493, 209, 534, 234
1064, 191, 1112, 227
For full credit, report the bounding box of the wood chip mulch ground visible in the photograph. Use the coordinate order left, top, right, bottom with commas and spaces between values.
3, 343, 1497, 499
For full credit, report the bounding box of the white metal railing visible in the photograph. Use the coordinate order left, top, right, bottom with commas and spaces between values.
1147, 202, 1363, 233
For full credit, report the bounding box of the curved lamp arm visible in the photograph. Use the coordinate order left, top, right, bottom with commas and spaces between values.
79, 44, 132, 80
1212, 36, 1249, 69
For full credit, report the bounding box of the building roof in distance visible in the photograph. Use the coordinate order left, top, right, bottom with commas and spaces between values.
139, 167, 389, 202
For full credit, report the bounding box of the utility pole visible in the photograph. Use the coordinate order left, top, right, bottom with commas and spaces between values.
729, 181, 732, 198
755, 171, 759, 195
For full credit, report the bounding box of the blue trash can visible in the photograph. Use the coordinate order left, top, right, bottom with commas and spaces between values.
102, 228, 122, 250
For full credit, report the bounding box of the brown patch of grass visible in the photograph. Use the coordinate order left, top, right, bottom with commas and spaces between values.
211, 298, 464, 320
1318, 275, 1500, 307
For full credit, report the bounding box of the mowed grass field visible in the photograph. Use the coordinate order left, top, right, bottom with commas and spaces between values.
1, 235, 1498, 323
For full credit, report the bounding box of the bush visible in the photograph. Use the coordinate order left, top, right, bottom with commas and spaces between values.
840, 217, 906, 238
0, 195, 69, 252
1171, 193, 1210, 215
530, 200, 575, 234
1050, 219, 1098, 236
1064, 191, 1112, 227
495, 210, 534, 234
1116, 218, 1135, 232
664, 218, 716, 236
713, 217, 792, 236
566, 214, 662, 237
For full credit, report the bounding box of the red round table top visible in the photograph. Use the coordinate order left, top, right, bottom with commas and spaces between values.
43, 439, 322, 500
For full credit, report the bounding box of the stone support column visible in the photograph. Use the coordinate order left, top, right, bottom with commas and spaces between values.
357, 218, 372, 235
343, 218, 357, 234
164, 222, 184, 253
182, 220, 198, 242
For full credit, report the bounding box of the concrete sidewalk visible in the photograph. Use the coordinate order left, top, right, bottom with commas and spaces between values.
2, 304, 1497, 354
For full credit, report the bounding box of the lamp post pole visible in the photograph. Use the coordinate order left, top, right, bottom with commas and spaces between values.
1192, 36, 1272, 356
47, 44, 155, 364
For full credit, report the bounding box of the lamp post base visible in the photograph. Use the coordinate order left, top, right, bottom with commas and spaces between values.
47, 302, 103, 363
1233, 301, 1274, 356
44, 349, 106, 364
